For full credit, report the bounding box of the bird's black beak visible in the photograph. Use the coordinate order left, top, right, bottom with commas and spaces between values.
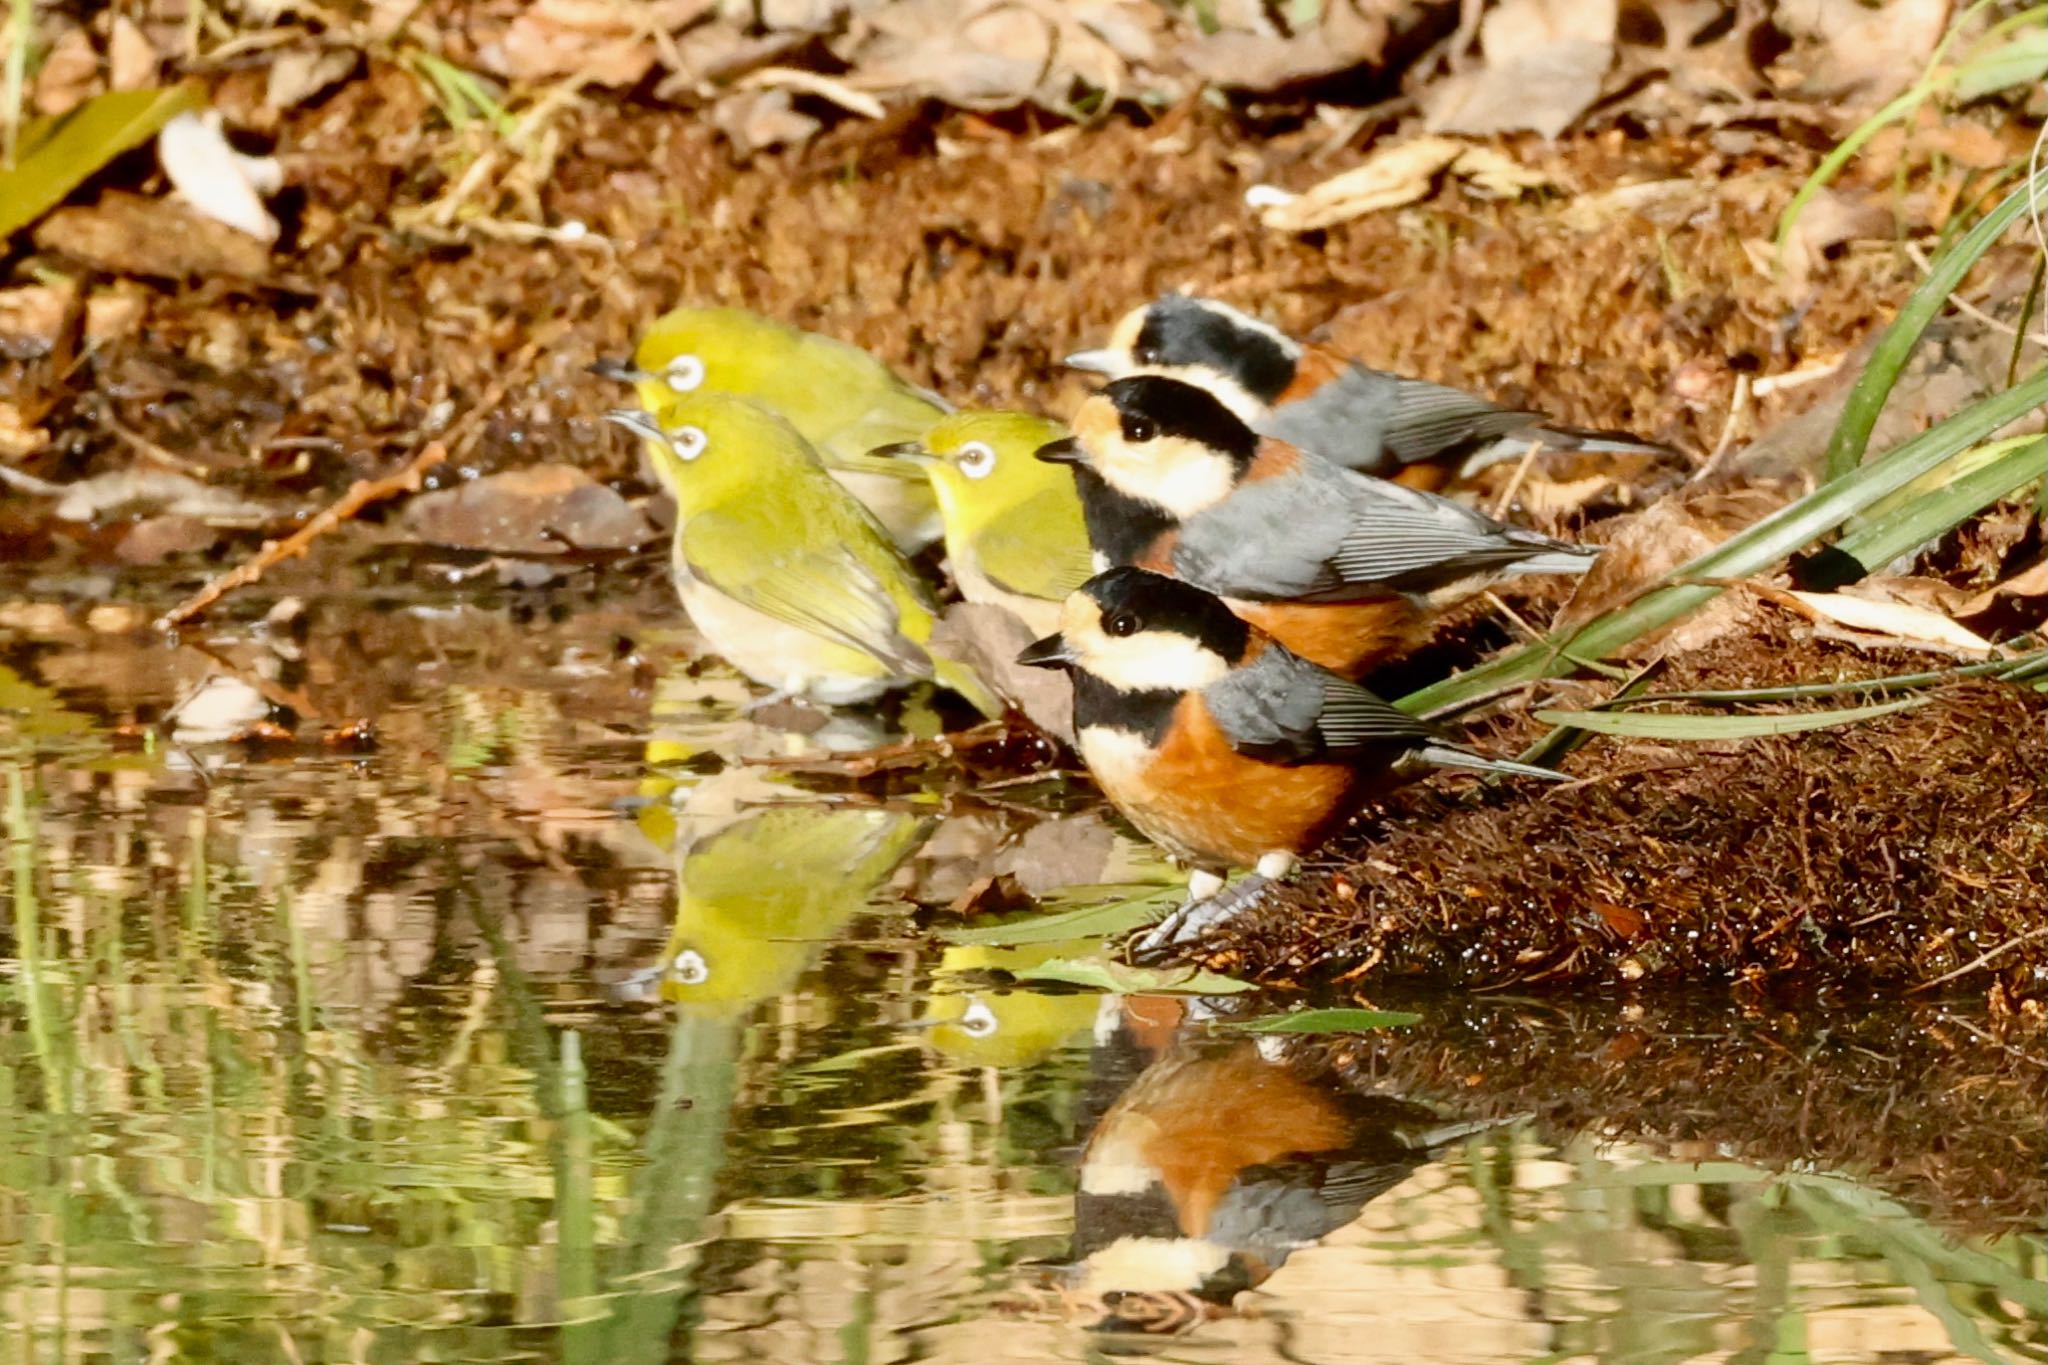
589, 357, 652, 383
1035, 437, 1085, 466
602, 408, 664, 441
1017, 633, 1076, 669
866, 440, 932, 465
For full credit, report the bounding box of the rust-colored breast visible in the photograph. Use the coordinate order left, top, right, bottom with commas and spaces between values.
1103, 694, 1359, 868
1231, 598, 1426, 679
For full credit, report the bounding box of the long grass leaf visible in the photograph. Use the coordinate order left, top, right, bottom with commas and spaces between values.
1535, 696, 1926, 739
1400, 368, 2048, 717
942, 883, 1179, 946
1823, 163, 2048, 480
0, 84, 204, 239
1230, 1007, 1422, 1033
1814, 435, 2048, 585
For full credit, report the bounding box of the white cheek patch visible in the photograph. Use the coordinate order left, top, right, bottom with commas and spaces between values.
1082, 632, 1230, 694
1100, 435, 1238, 522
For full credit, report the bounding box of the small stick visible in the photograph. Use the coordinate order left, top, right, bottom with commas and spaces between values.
156, 440, 449, 630
1489, 439, 1544, 520
1907, 924, 2048, 994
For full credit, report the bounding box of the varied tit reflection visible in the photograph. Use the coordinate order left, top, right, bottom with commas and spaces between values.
609, 767, 928, 1012
1060, 1001, 1499, 1336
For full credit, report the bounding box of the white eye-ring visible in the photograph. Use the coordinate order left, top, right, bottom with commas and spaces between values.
667, 949, 709, 985
955, 441, 997, 480
957, 997, 998, 1037
669, 425, 709, 462
663, 354, 706, 393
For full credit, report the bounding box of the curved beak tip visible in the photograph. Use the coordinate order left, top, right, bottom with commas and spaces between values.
1063, 349, 1122, 375
866, 440, 931, 465
603, 408, 661, 438
1034, 437, 1084, 466
588, 357, 648, 383
1016, 634, 1073, 669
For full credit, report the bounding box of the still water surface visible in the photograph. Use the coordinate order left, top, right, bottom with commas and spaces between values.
0, 575, 2042, 1364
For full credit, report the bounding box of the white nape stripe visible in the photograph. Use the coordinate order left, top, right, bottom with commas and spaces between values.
1203, 298, 1304, 362
1076, 630, 1230, 694
1130, 362, 1267, 425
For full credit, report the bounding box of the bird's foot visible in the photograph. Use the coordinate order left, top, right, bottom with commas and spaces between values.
1128, 871, 1277, 965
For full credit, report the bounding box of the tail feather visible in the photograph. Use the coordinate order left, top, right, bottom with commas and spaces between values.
1460, 426, 1676, 477
1415, 745, 1571, 783
1499, 545, 1601, 578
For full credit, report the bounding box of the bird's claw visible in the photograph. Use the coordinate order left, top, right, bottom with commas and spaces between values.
1127, 873, 1274, 965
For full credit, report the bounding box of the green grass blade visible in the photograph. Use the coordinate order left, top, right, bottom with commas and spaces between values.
941, 883, 1180, 946
1813, 435, 2048, 586
1013, 956, 1254, 995
1229, 1007, 1422, 1033
0, 83, 205, 239
1535, 695, 1927, 739
1823, 162, 2048, 481
1400, 368, 2048, 718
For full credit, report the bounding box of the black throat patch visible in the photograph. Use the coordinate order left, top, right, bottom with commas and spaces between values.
1070, 670, 1180, 747
1070, 465, 1178, 566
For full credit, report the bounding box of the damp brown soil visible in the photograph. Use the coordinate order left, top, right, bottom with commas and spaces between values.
1192, 619, 2048, 1006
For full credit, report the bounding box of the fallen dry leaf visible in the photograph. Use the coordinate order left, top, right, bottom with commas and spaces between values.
0, 283, 76, 360
33, 26, 100, 118
0, 402, 49, 460
1772, 0, 1949, 103
709, 87, 822, 160
1423, 0, 1617, 139
265, 48, 359, 112
35, 191, 273, 279
1778, 588, 1994, 656
1179, 0, 1405, 89
1773, 186, 1891, 301
402, 465, 658, 554
1960, 556, 2048, 618
108, 17, 159, 91
1250, 137, 1547, 232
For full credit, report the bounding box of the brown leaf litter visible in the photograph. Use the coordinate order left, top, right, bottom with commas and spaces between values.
1188, 621, 2048, 1004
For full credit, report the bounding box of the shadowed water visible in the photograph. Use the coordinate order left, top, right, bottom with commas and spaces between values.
0, 576, 2042, 1365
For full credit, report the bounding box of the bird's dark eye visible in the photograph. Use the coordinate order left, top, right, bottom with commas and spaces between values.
1121, 415, 1156, 443
1103, 611, 1139, 637
1135, 344, 1162, 365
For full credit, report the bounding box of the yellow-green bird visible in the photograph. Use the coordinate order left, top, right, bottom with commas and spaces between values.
605, 394, 1000, 715
872, 411, 1096, 638
645, 800, 927, 1016
917, 942, 1106, 1069
593, 305, 947, 551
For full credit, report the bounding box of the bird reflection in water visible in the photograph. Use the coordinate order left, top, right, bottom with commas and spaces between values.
1061, 999, 1502, 1336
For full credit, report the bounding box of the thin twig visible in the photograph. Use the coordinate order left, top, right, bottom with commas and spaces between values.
1489, 439, 1544, 520
1907, 924, 2048, 993
155, 440, 450, 630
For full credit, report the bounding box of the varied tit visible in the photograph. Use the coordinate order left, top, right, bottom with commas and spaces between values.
592, 305, 946, 551
604, 395, 1000, 716
869, 411, 1095, 638
1066, 293, 1669, 487
1037, 376, 1599, 677
915, 943, 1104, 1069
619, 798, 927, 1014
1069, 1033, 1503, 1329
1017, 568, 1564, 903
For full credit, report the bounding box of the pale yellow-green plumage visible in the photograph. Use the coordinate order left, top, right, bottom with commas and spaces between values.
874, 410, 1095, 638
605, 394, 999, 715
918, 943, 1104, 1069
599, 305, 946, 550
653, 801, 927, 1016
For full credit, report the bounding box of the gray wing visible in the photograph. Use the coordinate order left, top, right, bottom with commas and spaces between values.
1261, 365, 1547, 475
1175, 457, 1594, 602
1206, 650, 1439, 764
1329, 474, 1596, 594
1172, 467, 1358, 600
